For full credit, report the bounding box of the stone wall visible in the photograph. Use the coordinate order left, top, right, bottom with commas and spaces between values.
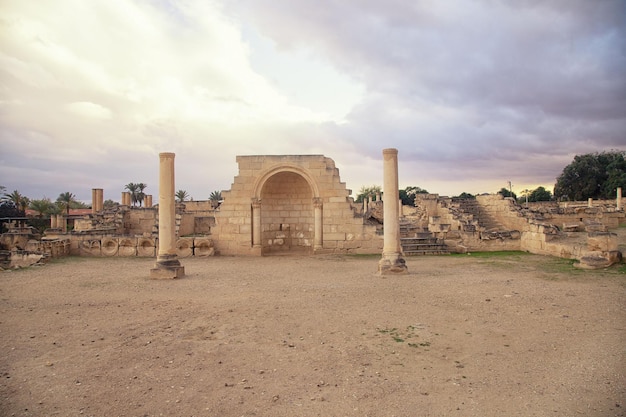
411, 193, 624, 266
475, 194, 529, 231
212, 155, 382, 255
125, 208, 158, 236
71, 234, 214, 258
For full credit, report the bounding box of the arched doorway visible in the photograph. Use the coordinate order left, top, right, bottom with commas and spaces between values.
259, 171, 314, 254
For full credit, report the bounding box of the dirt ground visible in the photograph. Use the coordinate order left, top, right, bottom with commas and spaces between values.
1, 249, 625, 417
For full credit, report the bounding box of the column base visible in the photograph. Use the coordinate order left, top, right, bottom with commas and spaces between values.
150, 255, 185, 279
378, 253, 409, 276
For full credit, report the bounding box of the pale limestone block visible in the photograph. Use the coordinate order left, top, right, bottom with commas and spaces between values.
587, 232, 617, 251
101, 237, 119, 257
137, 237, 156, 257
176, 238, 194, 258
118, 237, 137, 257
325, 232, 346, 241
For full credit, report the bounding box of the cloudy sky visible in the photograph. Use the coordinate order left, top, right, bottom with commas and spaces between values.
1, 0, 624, 203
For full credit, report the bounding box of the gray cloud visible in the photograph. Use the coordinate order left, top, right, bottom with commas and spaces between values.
1, 0, 624, 202
233, 0, 626, 175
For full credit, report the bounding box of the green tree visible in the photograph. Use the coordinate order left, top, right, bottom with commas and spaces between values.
103, 199, 118, 210
176, 189, 190, 203
136, 183, 147, 207
125, 182, 147, 206
554, 151, 626, 200
528, 186, 552, 202
56, 192, 76, 216
3, 190, 30, 215
454, 192, 475, 199
209, 191, 222, 203
125, 183, 139, 206
399, 186, 428, 206
0, 186, 22, 225
355, 185, 382, 203
29, 198, 53, 218
498, 187, 517, 200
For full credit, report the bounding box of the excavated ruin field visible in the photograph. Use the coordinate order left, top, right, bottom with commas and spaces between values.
1, 247, 625, 417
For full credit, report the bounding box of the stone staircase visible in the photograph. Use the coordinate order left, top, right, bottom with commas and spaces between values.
399, 217, 450, 255
449, 198, 505, 232
401, 235, 450, 255
399, 220, 421, 238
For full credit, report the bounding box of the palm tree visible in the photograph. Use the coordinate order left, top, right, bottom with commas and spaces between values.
176, 189, 189, 203
6, 189, 24, 207
136, 183, 147, 207
209, 190, 221, 202
56, 192, 75, 216
5, 190, 28, 215
125, 183, 139, 206
19, 196, 30, 214
29, 198, 53, 218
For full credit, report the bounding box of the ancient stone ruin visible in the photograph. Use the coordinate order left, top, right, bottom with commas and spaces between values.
0, 153, 624, 271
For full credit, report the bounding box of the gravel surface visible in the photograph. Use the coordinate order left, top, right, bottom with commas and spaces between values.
1, 252, 625, 417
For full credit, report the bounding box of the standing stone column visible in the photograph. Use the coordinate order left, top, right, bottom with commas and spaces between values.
122, 192, 131, 206
150, 152, 184, 279
91, 188, 104, 214
92, 189, 98, 214
144, 194, 153, 208
588, 198, 593, 208
96, 189, 103, 212
252, 198, 262, 249
378, 148, 408, 275
313, 197, 323, 251
50, 215, 58, 229
617, 187, 622, 210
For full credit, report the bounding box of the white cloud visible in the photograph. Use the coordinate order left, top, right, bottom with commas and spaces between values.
66, 101, 112, 120
0, 0, 624, 202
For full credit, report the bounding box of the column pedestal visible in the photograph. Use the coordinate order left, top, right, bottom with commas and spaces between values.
151, 254, 185, 279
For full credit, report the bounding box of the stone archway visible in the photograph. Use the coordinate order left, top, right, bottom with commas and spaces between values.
213, 155, 380, 256
256, 171, 315, 254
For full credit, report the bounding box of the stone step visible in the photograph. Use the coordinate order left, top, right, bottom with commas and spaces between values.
404, 249, 450, 256
401, 237, 449, 255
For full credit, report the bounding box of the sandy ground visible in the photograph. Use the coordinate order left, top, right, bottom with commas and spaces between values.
0, 250, 625, 417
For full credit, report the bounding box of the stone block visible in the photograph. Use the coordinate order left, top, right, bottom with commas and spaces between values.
79, 239, 101, 256
137, 237, 156, 257
193, 237, 214, 257
325, 232, 346, 241
176, 238, 194, 258
118, 237, 137, 256
101, 238, 119, 257
587, 232, 617, 251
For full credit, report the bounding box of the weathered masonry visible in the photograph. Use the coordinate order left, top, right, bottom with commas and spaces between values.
212, 155, 381, 255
